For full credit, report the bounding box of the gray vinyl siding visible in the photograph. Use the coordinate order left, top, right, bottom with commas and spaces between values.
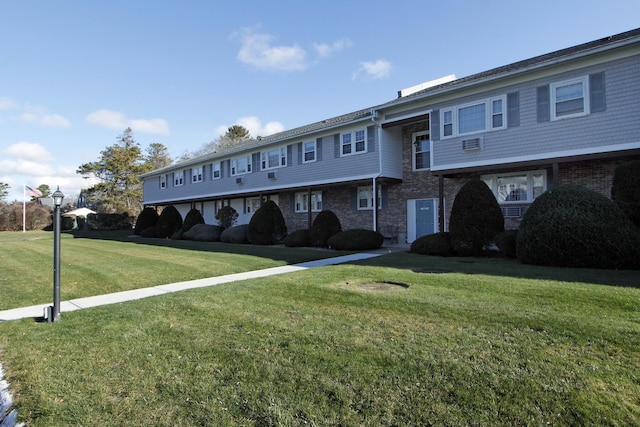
142, 124, 381, 205
431, 55, 640, 171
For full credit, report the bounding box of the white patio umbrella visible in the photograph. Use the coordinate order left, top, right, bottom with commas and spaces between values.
62, 207, 96, 217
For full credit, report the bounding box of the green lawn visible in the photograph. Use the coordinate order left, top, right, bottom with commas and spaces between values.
0, 231, 639, 426
0, 231, 350, 310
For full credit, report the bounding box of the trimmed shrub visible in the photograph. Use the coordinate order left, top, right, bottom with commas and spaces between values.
183, 224, 224, 242
134, 207, 159, 235
247, 200, 288, 245
181, 208, 205, 233
283, 229, 311, 247
328, 229, 384, 251
309, 210, 342, 247
611, 160, 640, 227
449, 179, 504, 256
216, 205, 239, 229
139, 226, 157, 238
410, 232, 454, 256
86, 213, 133, 230
220, 224, 249, 244
494, 230, 518, 258
156, 205, 183, 239
517, 184, 640, 269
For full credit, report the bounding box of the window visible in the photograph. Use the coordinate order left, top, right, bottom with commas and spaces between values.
295, 191, 322, 213
342, 129, 366, 156
412, 131, 430, 171
174, 171, 184, 186
551, 77, 588, 120
441, 96, 506, 138
261, 147, 287, 170
160, 175, 167, 189
482, 170, 546, 204
357, 186, 382, 210
212, 163, 221, 179
231, 155, 252, 176
192, 166, 203, 183
303, 141, 316, 163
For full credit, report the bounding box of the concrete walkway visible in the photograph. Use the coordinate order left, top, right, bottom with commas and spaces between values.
0, 249, 403, 322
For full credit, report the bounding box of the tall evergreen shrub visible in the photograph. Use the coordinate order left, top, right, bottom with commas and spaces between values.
309, 210, 342, 247
247, 200, 288, 245
449, 179, 504, 256
156, 205, 183, 238
611, 159, 640, 227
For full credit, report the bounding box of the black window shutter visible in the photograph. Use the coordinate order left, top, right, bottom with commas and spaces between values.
537, 86, 550, 122
317, 138, 323, 161
297, 142, 302, 165
507, 92, 520, 127
381, 186, 388, 209
350, 188, 357, 209
590, 72, 606, 113
252, 153, 259, 172
220, 161, 225, 177
334, 134, 340, 158
430, 110, 440, 140
367, 125, 375, 152
287, 145, 293, 167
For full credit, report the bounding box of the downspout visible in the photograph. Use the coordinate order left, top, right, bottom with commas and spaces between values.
372, 108, 383, 232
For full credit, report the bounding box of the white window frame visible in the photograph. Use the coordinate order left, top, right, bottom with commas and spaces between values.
303, 141, 316, 163
192, 166, 203, 183
551, 76, 589, 120
294, 191, 322, 213
174, 170, 184, 187
441, 95, 506, 139
212, 162, 221, 180
481, 170, 547, 205
341, 129, 367, 156
261, 147, 287, 170
160, 174, 167, 189
412, 131, 431, 171
357, 185, 382, 211
231, 155, 252, 176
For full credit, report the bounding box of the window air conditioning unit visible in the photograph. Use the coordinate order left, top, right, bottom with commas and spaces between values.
267, 171, 277, 180
501, 206, 522, 218
462, 137, 482, 151
236, 177, 243, 184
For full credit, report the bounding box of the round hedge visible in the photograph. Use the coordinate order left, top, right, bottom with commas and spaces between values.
517, 184, 640, 269
611, 159, 640, 227
134, 207, 159, 235
247, 200, 288, 245
220, 224, 249, 244
309, 210, 342, 247
283, 229, 311, 247
155, 205, 183, 239
328, 229, 383, 251
449, 179, 504, 256
410, 232, 454, 257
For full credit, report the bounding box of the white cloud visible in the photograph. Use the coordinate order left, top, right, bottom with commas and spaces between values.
314, 38, 353, 57
0, 97, 16, 110
215, 116, 285, 139
352, 59, 393, 80
10, 104, 71, 128
1, 141, 53, 162
0, 158, 55, 177
86, 109, 170, 135
235, 27, 307, 71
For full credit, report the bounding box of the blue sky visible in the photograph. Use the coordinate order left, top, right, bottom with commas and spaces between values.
0, 0, 638, 203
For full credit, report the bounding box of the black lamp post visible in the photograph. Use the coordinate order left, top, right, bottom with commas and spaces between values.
50, 186, 64, 323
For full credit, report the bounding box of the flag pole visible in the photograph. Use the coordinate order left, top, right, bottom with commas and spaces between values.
23, 185, 26, 233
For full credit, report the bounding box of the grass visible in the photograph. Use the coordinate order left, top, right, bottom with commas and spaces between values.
0, 230, 350, 310
0, 232, 639, 425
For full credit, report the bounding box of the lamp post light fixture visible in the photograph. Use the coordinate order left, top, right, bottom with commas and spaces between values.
50, 186, 64, 323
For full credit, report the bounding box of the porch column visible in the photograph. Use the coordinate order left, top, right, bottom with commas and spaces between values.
438, 174, 445, 232
307, 187, 312, 228
373, 177, 378, 232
